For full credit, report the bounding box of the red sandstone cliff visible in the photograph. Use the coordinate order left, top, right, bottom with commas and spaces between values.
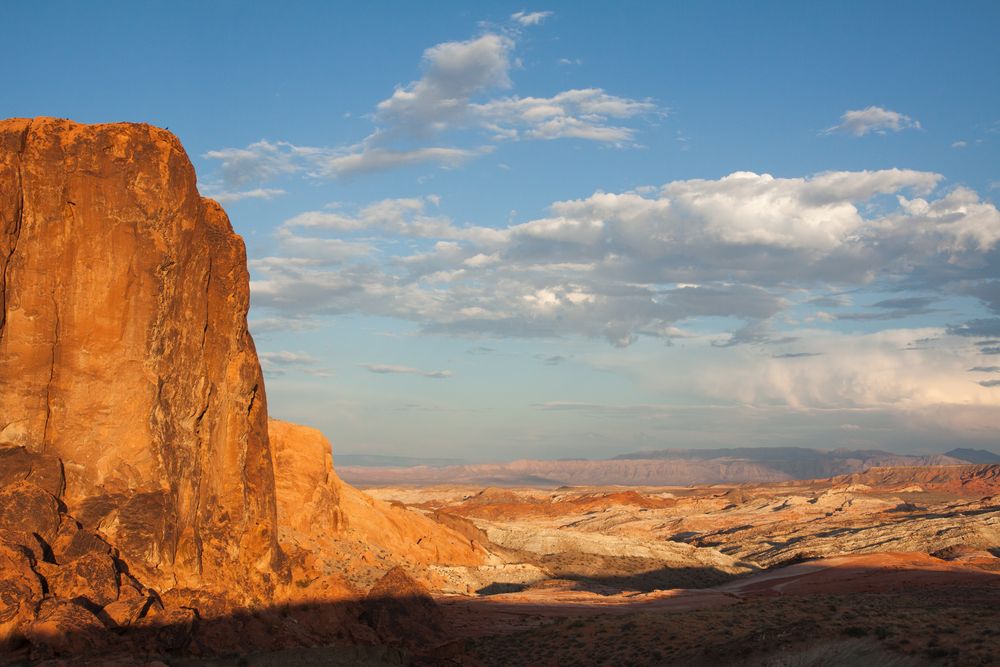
0, 118, 280, 598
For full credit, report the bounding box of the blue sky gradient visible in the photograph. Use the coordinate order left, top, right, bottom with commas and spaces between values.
6, 1, 1000, 459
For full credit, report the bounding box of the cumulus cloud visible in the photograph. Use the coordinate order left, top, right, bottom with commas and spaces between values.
205, 29, 657, 183
596, 327, 1000, 414
249, 170, 1000, 347
361, 363, 453, 379
369, 34, 656, 146
582, 328, 1000, 440
375, 33, 515, 137
825, 106, 921, 137
712, 329, 999, 410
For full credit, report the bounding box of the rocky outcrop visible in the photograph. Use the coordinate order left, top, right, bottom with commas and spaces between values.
0, 118, 279, 598
269, 419, 345, 536
268, 419, 492, 600
0, 447, 164, 654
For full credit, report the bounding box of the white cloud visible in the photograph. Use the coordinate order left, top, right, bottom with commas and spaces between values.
315, 146, 490, 178
702, 328, 1000, 412
506, 169, 945, 261
583, 328, 1000, 432
270, 229, 375, 263
203, 140, 305, 186
205, 139, 489, 183
952, 140, 968, 149
260, 350, 320, 365
376, 34, 515, 136
374, 34, 656, 145
281, 196, 508, 245
259, 350, 332, 377
825, 106, 921, 137
361, 363, 452, 379
249, 170, 1000, 347
883, 186, 1000, 253
204, 187, 286, 203
204, 29, 657, 182
511, 10, 553, 26
472, 89, 657, 144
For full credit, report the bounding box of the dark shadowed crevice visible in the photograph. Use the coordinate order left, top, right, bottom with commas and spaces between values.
0, 120, 30, 342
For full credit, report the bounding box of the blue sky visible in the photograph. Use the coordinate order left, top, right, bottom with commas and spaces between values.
6, 1, 1000, 459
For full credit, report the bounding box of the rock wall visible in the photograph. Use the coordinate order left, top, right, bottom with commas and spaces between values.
0, 118, 280, 598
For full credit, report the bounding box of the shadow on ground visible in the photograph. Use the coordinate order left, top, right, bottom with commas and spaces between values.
1, 566, 998, 667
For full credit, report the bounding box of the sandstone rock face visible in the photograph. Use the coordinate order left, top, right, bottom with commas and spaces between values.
268, 419, 491, 601
0, 118, 279, 597
268, 419, 345, 536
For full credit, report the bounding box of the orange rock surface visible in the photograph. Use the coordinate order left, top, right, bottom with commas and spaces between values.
269, 419, 345, 535
0, 117, 280, 597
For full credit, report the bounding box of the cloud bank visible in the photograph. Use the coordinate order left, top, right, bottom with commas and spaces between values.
251, 169, 1000, 350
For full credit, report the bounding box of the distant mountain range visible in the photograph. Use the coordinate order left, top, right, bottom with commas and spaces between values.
943, 448, 1000, 464
335, 454, 466, 468
337, 446, 1000, 488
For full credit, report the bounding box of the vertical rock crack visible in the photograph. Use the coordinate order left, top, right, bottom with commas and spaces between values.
0, 120, 31, 341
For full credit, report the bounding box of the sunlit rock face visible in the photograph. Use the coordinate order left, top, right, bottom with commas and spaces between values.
268, 419, 345, 535
0, 118, 281, 599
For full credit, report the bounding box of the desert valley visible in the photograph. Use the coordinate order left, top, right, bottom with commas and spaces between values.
4, 3, 1000, 666
0, 117, 998, 666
